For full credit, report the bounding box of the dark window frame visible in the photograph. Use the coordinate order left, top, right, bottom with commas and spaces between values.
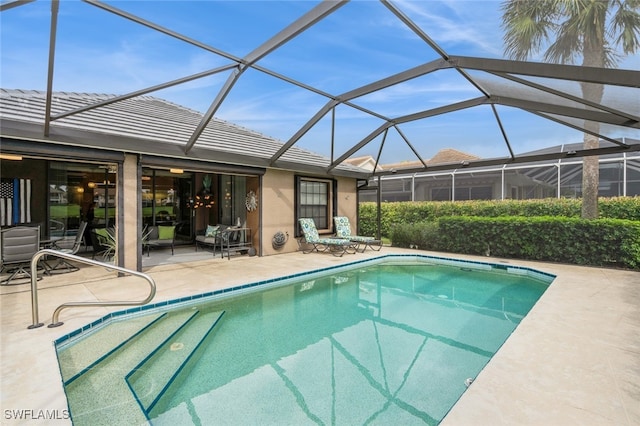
294, 175, 337, 237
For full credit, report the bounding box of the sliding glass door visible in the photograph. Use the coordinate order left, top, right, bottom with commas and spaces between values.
141, 169, 194, 243
48, 163, 117, 240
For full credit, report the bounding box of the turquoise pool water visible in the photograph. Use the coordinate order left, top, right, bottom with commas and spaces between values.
55, 255, 554, 425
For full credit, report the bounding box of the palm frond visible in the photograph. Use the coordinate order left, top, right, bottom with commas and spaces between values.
610, 0, 640, 55
501, 0, 639, 67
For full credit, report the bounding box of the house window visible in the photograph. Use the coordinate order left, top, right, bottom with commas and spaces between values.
296, 176, 334, 232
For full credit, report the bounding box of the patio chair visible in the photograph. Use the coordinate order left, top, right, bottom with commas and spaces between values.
333, 216, 382, 252
298, 218, 356, 257
144, 225, 175, 256
195, 224, 225, 255
48, 221, 87, 273
0, 226, 41, 285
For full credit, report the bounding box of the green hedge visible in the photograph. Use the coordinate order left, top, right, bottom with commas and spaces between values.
391, 216, 640, 269
445, 216, 640, 269
390, 217, 640, 270
360, 197, 640, 238
364, 197, 640, 269
389, 221, 442, 251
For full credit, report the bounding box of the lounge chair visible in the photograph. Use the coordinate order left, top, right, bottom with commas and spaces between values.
48, 221, 88, 273
298, 218, 356, 257
0, 226, 41, 285
333, 216, 382, 252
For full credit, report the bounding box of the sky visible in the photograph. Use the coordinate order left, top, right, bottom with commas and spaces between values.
1, 0, 638, 165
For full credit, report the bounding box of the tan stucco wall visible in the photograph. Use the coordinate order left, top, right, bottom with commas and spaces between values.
261, 169, 296, 256
335, 177, 358, 224
122, 154, 138, 270
260, 170, 359, 256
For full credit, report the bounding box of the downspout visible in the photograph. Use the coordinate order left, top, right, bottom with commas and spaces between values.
622, 137, 627, 197
557, 144, 563, 198
411, 173, 416, 202
451, 171, 456, 201
501, 165, 505, 200
377, 175, 382, 241
556, 162, 561, 198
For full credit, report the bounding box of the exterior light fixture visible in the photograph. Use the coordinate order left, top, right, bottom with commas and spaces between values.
0, 153, 23, 160
170, 168, 184, 174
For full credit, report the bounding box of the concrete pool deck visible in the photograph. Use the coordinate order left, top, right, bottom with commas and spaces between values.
1, 247, 638, 425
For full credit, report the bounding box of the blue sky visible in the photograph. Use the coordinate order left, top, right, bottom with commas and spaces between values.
1, 0, 638, 164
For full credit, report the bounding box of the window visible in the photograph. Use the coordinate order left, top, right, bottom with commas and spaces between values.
141, 168, 194, 241
49, 162, 117, 235
296, 176, 334, 232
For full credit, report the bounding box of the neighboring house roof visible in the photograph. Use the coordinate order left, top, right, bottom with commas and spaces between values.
358, 148, 481, 172
342, 155, 381, 172
366, 141, 639, 183
373, 137, 639, 176
428, 148, 480, 165
379, 160, 424, 171
0, 89, 370, 179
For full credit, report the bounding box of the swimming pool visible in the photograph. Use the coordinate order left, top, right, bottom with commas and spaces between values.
55, 255, 554, 425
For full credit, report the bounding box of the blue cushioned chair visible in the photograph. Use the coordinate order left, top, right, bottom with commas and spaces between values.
333, 216, 382, 252
298, 218, 355, 257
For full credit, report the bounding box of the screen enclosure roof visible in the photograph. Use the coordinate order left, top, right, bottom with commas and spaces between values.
0, 0, 638, 177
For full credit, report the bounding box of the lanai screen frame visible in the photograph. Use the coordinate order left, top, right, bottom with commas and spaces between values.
1, 0, 638, 178
368, 150, 640, 201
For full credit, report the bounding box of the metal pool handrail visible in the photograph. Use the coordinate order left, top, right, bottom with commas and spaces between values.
28, 249, 156, 329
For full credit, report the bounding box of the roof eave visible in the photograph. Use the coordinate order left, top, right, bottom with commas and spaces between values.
0, 118, 370, 178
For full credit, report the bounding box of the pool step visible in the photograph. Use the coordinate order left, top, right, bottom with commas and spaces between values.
62, 309, 200, 426
57, 312, 166, 385
126, 310, 225, 416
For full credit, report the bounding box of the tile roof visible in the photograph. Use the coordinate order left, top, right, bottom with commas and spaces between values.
0, 89, 369, 178
375, 148, 481, 171
427, 148, 480, 165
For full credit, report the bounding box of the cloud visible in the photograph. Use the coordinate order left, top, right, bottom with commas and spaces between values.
394, 0, 504, 57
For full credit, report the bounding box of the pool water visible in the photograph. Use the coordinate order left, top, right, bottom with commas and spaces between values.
56, 256, 553, 425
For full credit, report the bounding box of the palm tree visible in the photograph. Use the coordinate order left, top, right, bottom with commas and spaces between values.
501, 0, 640, 218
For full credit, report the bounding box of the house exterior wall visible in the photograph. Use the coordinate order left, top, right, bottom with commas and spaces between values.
260, 170, 359, 256
1, 141, 363, 267
246, 176, 260, 256
261, 169, 296, 256
336, 177, 358, 230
